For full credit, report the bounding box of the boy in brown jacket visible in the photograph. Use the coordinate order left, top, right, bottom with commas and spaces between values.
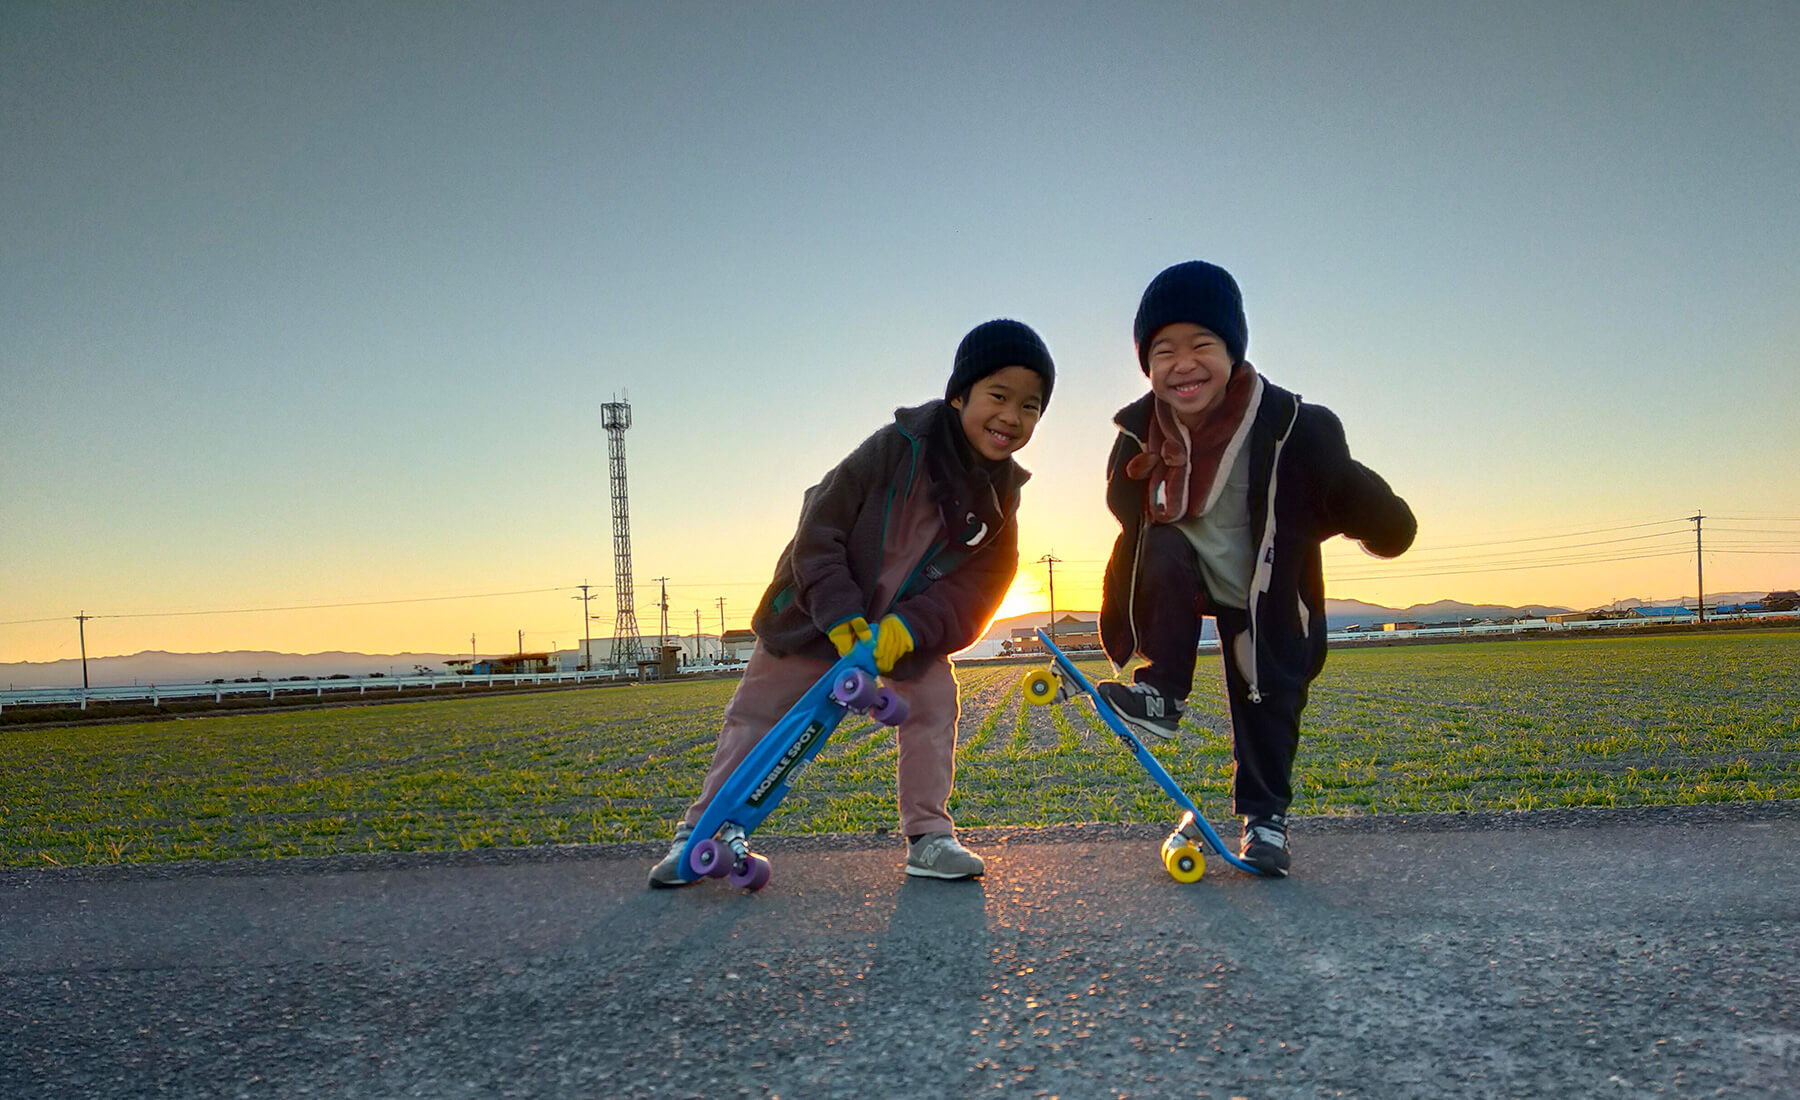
650, 320, 1054, 885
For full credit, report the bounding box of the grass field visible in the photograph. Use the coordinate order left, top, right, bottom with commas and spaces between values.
2, 631, 1796, 868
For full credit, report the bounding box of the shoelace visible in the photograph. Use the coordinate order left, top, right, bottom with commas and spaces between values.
915, 837, 951, 863
1246, 821, 1287, 848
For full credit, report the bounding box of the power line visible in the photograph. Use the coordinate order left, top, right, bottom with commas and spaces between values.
1351, 529, 1689, 569
1329, 548, 1696, 582
1370, 516, 1691, 554
1323, 540, 1690, 575
1394, 528, 1688, 556
661, 580, 770, 589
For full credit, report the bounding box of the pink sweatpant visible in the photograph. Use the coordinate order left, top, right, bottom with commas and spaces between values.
685, 642, 962, 836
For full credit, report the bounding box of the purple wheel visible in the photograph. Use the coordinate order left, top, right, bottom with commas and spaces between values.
869, 687, 909, 726
688, 837, 731, 879
727, 853, 772, 891
832, 668, 880, 709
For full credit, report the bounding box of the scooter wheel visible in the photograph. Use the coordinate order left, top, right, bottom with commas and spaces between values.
728, 853, 772, 891
869, 687, 909, 726
688, 837, 732, 879
1162, 840, 1205, 883
1022, 668, 1059, 706
832, 669, 881, 709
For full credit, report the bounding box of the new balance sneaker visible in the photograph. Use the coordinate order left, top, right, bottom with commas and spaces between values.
1095, 680, 1183, 740
905, 832, 985, 879
1239, 813, 1291, 877
647, 820, 698, 888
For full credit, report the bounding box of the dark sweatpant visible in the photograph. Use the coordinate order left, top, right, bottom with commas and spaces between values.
1130, 525, 1303, 819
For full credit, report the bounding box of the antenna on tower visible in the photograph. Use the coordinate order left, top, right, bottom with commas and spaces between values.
601, 394, 644, 669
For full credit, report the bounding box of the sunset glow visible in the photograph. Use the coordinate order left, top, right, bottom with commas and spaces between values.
986, 575, 1052, 631
2, 6, 1795, 672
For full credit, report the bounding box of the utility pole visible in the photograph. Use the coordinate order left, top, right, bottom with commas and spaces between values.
76, 611, 92, 691
572, 582, 597, 670
654, 577, 671, 653
1691, 512, 1706, 623
1037, 553, 1061, 643
517, 629, 524, 656
470, 633, 476, 664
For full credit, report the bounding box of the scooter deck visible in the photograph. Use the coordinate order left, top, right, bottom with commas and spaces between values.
1036, 629, 1268, 876
677, 641, 881, 883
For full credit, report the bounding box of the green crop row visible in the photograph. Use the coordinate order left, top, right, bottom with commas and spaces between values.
1, 631, 1794, 867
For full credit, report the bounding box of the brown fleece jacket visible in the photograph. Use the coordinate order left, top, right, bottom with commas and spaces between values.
751, 401, 1027, 681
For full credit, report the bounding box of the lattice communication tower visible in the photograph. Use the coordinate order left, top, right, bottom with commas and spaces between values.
601, 397, 643, 667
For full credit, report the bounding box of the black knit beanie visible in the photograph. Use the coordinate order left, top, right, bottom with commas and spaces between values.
1133, 261, 1249, 372
946, 319, 1055, 409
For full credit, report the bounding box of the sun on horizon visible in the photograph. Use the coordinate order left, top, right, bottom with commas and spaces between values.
984, 575, 1049, 633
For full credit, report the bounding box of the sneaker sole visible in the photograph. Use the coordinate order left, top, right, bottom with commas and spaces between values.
1116, 714, 1180, 742
905, 863, 983, 880
1239, 853, 1291, 878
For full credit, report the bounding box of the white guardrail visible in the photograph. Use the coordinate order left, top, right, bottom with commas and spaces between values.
1323, 608, 1795, 645
0, 664, 745, 715
5, 612, 1791, 715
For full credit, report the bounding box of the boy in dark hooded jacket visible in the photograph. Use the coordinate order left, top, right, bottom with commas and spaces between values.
1096, 261, 1415, 876
650, 320, 1054, 886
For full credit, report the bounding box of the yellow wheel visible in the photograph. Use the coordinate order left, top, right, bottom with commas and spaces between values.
1162, 840, 1205, 883
1022, 668, 1059, 706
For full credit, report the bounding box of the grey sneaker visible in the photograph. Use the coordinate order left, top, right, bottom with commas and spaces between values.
1095, 679, 1183, 740
1240, 813, 1291, 877
647, 820, 698, 888
906, 832, 985, 880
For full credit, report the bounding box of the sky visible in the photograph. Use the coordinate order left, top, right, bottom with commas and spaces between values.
3, 1, 1797, 665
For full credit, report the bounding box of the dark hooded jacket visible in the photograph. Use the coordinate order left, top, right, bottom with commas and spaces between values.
752, 401, 1027, 680
1101, 380, 1416, 701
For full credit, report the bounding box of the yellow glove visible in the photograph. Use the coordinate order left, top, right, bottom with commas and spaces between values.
827, 616, 872, 657
873, 614, 915, 674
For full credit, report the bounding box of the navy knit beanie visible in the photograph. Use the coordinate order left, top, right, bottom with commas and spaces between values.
1133, 261, 1249, 372
946, 319, 1055, 409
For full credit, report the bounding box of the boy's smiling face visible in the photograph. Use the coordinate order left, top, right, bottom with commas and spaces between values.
1147, 322, 1235, 425
951, 365, 1044, 462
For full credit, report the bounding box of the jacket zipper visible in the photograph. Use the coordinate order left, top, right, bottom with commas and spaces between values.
1117, 426, 1147, 679
888, 439, 1007, 611
1244, 398, 1302, 704
885, 430, 920, 549
893, 538, 946, 609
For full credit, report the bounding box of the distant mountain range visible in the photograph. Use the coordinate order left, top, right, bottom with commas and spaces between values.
976, 593, 1775, 644
1, 650, 471, 691
1, 594, 1777, 689
977, 599, 1578, 644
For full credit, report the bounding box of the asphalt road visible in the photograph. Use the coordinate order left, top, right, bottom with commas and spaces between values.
4, 804, 1797, 1099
